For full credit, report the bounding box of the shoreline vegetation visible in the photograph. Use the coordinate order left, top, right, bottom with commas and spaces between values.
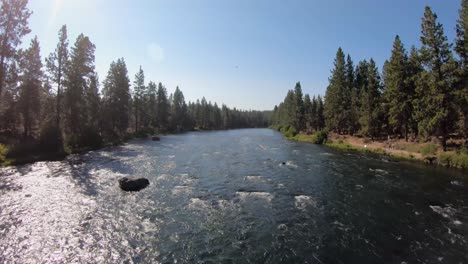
273, 126, 468, 170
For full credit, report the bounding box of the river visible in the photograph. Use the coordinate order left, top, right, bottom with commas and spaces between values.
0, 129, 467, 263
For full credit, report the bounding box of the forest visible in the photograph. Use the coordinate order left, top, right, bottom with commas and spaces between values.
0, 0, 270, 164
271, 2, 468, 154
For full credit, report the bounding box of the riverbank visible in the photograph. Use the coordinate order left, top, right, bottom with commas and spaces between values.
286, 132, 468, 170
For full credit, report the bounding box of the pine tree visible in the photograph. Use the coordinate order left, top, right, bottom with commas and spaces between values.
317, 95, 325, 130
0, 0, 31, 101
102, 58, 130, 136
156, 82, 169, 131
86, 73, 100, 129
0, 59, 18, 132
303, 94, 312, 131
147, 81, 157, 129
46, 25, 69, 128
455, 0, 468, 138
171, 86, 187, 131
133, 66, 145, 133
417, 6, 458, 150
63, 34, 96, 145
324, 48, 347, 133
408, 46, 423, 137
359, 59, 381, 139
293, 82, 304, 131
345, 54, 355, 133
384, 35, 413, 141
18, 37, 42, 138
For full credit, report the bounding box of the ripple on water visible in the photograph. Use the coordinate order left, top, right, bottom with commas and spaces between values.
294, 195, 317, 210
188, 198, 210, 211
244, 176, 264, 182
236, 191, 273, 203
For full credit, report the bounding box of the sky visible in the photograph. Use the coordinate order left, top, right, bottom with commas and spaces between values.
25, 0, 461, 111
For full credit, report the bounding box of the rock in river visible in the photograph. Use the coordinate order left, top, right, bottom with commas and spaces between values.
118, 177, 150, 192
152, 136, 160, 141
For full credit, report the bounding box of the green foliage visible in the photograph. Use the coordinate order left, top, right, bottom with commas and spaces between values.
420, 143, 438, 156
102, 58, 131, 135
293, 130, 328, 144
18, 37, 42, 138
282, 126, 297, 138
324, 48, 349, 133
383, 35, 414, 140
314, 130, 328, 144
438, 152, 468, 170
0, 143, 9, 165
415, 6, 458, 150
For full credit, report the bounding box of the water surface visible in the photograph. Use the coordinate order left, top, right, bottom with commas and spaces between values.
1, 129, 467, 263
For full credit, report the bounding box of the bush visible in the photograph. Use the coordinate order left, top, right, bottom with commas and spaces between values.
313, 130, 328, 144
437, 152, 468, 170
283, 126, 297, 138
39, 122, 64, 153
420, 143, 438, 156
0, 143, 9, 164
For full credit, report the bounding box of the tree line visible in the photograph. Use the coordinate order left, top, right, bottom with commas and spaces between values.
272, 2, 468, 151
0, 0, 270, 155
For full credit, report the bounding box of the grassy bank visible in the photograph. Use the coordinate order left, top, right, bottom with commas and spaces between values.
273, 127, 468, 170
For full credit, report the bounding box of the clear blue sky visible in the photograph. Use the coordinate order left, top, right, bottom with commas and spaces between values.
25, 0, 460, 110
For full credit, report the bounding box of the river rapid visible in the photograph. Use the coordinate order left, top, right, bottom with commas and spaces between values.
0, 129, 467, 263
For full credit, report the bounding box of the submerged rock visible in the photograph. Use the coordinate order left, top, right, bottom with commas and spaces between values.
152, 136, 160, 141
118, 177, 150, 192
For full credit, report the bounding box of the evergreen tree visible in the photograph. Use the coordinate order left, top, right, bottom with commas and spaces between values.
317, 95, 325, 130
133, 66, 145, 133
303, 94, 312, 131
156, 82, 169, 131
324, 48, 347, 133
63, 34, 96, 145
18, 37, 42, 138
455, 0, 468, 137
408, 46, 423, 137
46, 25, 68, 128
85, 73, 100, 129
384, 35, 413, 141
345, 54, 356, 133
147, 81, 157, 129
0, 59, 18, 132
102, 58, 130, 136
0, 0, 31, 101
359, 59, 381, 139
171, 86, 187, 131
293, 82, 304, 131
417, 6, 458, 150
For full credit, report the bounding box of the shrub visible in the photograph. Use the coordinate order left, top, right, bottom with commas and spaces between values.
0, 143, 9, 164
420, 143, 438, 156
283, 126, 297, 138
313, 130, 328, 144
437, 152, 468, 170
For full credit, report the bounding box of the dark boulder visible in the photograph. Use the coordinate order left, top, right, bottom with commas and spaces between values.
152, 136, 160, 141
118, 177, 150, 192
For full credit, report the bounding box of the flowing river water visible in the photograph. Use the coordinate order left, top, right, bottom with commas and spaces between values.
0, 129, 467, 263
